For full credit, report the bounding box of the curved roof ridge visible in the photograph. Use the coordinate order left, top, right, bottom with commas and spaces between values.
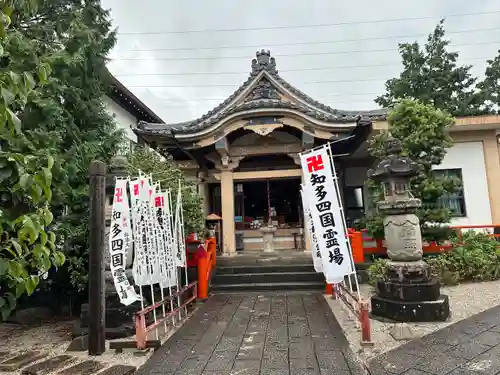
137, 50, 387, 135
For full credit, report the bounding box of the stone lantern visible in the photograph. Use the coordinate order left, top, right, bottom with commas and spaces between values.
368, 137, 450, 322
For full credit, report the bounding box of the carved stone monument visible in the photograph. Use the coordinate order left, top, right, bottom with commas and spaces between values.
369, 138, 450, 322
74, 155, 140, 341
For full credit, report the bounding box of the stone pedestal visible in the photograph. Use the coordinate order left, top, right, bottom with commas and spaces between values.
371, 261, 450, 322
260, 225, 277, 252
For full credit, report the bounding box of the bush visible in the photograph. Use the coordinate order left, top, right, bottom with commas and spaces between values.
366, 232, 500, 286
367, 258, 390, 285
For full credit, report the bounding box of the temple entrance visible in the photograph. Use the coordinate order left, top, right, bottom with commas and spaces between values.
234, 178, 302, 230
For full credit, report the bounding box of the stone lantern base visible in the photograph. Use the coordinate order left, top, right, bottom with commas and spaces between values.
371, 261, 450, 322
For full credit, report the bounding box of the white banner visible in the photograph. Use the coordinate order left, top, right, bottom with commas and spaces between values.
109, 179, 142, 306
154, 192, 177, 287
174, 186, 187, 268
299, 145, 353, 283
300, 185, 323, 273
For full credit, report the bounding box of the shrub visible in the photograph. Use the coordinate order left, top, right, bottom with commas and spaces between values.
367, 258, 389, 285
366, 232, 500, 286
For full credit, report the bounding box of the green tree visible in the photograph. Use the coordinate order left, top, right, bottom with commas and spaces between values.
478, 50, 500, 113
0, 1, 65, 320
361, 99, 458, 240
5, 0, 124, 293
375, 20, 487, 116
127, 147, 205, 235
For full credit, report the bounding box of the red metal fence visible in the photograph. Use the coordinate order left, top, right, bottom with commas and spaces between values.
349, 224, 500, 263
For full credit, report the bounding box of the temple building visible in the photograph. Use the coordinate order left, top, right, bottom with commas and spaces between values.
134, 50, 500, 255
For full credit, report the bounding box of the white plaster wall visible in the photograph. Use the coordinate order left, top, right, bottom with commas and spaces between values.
432, 141, 492, 226
104, 96, 138, 143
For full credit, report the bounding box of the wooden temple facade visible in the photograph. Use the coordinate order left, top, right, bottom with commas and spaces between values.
134, 50, 387, 255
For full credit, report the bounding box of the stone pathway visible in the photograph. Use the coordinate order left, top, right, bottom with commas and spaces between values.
135, 292, 366, 375
0, 351, 135, 375
368, 304, 500, 375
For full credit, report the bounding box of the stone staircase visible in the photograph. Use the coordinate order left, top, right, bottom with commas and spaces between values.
212, 251, 325, 292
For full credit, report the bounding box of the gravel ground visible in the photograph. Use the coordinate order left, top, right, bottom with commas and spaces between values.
326, 280, 500, 365
0, 308, 197, 375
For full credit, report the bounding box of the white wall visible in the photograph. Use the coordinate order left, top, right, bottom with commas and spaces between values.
104, 96, 138, 143
433, 141, 492, 226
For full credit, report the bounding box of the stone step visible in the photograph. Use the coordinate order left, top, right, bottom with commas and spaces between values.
56, 360, 104, 375
212, 280, 325, 292
213, 271, 324, 285
22, 355, 75, 375
0, 351, 47, 371
215, 264, 315, 275
99, 365, 136, 375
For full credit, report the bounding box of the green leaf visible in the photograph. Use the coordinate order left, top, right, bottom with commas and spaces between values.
5, 108, 21, 133
40, 231, 47, 246
38, 65, 48, 84
10, 239, 22, 255
25, 275, 39, 296
48, 231, 56, 243
42, 207, 53, 226
0, 297, 4, 309
5, 293, 15, 309
0, 259, 7, 276
1, 87, 15, 106
53, 251, 65, 267
42, 167, 52, 185
23, 72, 36, 92
47, 155, 54, 169
41, 255, 51, 271
19, 173, 30, 190
15, 282, 25, 298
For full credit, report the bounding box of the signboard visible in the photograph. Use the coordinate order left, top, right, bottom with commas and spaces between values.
299, 145, 353, 283
109, 179, 141, 305
300, 184, 323, 273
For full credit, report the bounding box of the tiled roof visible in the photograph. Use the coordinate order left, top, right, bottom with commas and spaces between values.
136, 50, 387, 135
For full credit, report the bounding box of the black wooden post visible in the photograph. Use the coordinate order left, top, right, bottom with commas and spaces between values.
88, 160, 106, 355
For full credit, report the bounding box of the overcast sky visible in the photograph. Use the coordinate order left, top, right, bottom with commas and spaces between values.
102, 0, 500, 123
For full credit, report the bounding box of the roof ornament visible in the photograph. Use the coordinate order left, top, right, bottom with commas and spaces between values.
251, 50, 278, 75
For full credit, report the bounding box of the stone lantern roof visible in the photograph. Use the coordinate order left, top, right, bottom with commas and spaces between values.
368, 137, 421, 182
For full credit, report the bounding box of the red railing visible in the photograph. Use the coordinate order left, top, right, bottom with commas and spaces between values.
135, 281, 198, 350
327, 282, 373, 346
349, 224, 500, 263
197, 237, 217, 300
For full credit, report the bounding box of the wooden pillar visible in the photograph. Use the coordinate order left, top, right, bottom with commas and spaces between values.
88, 161, 106, 355
301, 173, 312, 251
221, 169, 236, 255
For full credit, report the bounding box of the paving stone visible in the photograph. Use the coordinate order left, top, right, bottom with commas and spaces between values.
470, 330, 500, 346
260, 369, 290, 375
316, 351, 349, 371
290, 369, 321, 375
412, 352, 467, 375
446, 347, 500, 375
232, 359, 261, 370
56, 360, 104, 375
442, 341, 491, 360
0, 352, 12, 361
369, 352, 419, 374
319, 369, 350, 375
0, 351, 47, 371
22, 355, 75, 375
98, 365, 136, 375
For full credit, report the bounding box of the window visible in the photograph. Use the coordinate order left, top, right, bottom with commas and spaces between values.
433, 168, 466, 217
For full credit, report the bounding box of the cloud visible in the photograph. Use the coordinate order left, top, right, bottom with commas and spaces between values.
103, 0, 500, 123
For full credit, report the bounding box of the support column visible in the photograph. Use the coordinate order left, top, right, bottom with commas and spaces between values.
220, 169, 236, 255
301, 173, 312, 251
